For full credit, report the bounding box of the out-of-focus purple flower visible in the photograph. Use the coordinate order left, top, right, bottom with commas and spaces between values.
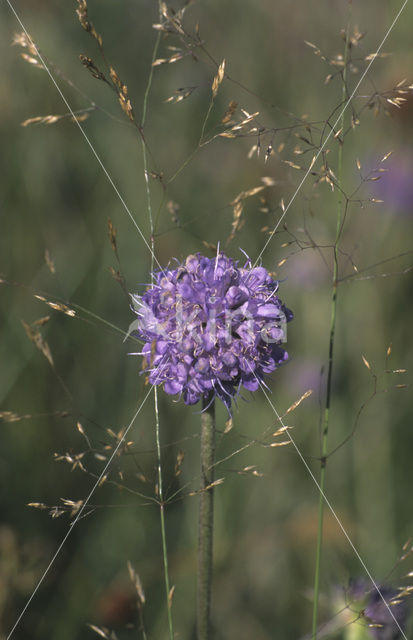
131, 252, 293, 408
285, 357, 323, 396
370, 150, 413, 215
346, 579, 409, 640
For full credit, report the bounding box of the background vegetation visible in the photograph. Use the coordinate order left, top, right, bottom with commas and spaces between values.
0, 1, 412, 638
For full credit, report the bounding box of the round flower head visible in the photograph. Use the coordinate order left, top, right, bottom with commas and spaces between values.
132, 252, 293, 409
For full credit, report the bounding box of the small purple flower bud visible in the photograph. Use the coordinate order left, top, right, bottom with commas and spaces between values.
225, 286, 248, 308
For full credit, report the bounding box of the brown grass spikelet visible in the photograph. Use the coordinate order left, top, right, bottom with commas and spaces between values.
34, 294, 76, 317
27, 502, 48, 510
0, 411, 24, 423
118, 92, 134, 122
174, 450, 185, 477
361, 354, 371, 370
60, 498, 84, 517
98, 474, 108, 487
166, 200, 180, 224
269, 440, 291, 448
165, 86, 197, 104
381, 151, 393, 163
87, 624, 112, 639
12, 32, 43, 69
205, 478, 224, 490
285, 389, 313, 415
21, 319, 54, 367
32, 316, 50, 327
227, 200, 243, 244
236, 465, 264, 478
152, 22, 169, 34
364, 52, 391, 61
76, 0, 90, 31
76, 421, 91, 446
76, 0, 103, 47
44, 249, 55, 274
107, 218, 118, 253
22, 111, 92, 127
109, 66, 122, 91
152, 51, 185, 67
231, 186, 265, 204
72, 112, 91, 123
54, 451, 86, 473
127, 561, 146, 605
247, 144, 259, 158
188, 478, 224, 496
224, 417, 233, 433
272, 425, 293, 437
79, 54, 107, 82
227, 184, 267, 243
219, 131, 237, 139
12, 31, 37, 56
212, 59, 225, 98
261, 176, 277, 187
220, 108, 259, 139
284, 159, 302, 171
20, 53, 43, 69
168, 585, 175, 609
109, 66, 132, 104
21, 114, 62, 127
264, 144, 273, 163
222, 100, 237, 124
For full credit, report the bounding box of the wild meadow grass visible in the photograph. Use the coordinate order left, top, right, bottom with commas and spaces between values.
0, 1, 413, 638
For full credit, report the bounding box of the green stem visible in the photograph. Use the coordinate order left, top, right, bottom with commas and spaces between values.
197, 396, 216, 640
140, 6, 174, 638
154, 388, 174, 640
311, 16, 351, 640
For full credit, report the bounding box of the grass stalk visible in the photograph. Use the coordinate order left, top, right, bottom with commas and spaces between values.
140, 7, 174, 638
154, 387, 174, 640
197, 396, 216, 640
311, 15, 351, 640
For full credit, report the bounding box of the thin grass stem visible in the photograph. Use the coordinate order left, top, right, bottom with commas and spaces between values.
197, 396, 216, 640
311, 12, 351, 640
154, 387, 174, 640
140, 7, 174, 638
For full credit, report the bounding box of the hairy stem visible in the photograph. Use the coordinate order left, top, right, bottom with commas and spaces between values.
311, 15, 351, 640
197, 396, 216, 640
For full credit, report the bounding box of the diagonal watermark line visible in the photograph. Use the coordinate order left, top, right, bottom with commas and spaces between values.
6, 383, 155, 640
253, 0, 409, 268
252, 373, 408, 640
4, 0, 162, 272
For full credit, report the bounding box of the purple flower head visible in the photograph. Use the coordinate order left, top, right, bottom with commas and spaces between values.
131, 252, 293, 409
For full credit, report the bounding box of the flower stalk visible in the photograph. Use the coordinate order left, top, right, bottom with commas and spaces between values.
197, 395, 216, 640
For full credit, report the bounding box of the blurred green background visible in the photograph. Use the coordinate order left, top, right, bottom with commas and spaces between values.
1, 1, 413, 638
